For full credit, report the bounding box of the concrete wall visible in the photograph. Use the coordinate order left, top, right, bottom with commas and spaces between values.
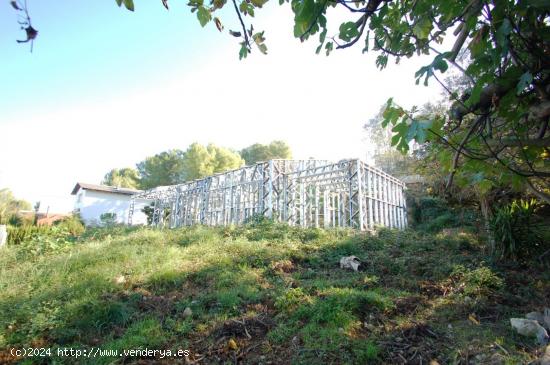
74, 190, 149, 226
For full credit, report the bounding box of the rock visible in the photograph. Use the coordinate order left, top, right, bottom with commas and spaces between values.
182, 307, 193, 318
525, 309, 550, 331
510, 318, 549, 345
527, 311, 545, 322
114, 275, 126, 284
339, 256, 362, 272
545, 308, 550, 331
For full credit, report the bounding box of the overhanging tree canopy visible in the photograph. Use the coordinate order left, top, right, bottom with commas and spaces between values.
15, 0, 549, 199
113, 0, 550, 199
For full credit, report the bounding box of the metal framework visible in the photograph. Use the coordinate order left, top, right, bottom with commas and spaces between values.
129, 159, 407, 230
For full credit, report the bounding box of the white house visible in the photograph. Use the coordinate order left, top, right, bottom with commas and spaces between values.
71, 183, 149, 226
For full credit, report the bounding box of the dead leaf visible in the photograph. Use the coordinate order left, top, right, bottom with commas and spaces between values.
468, 313, 480, 325
228, 338, 238, 351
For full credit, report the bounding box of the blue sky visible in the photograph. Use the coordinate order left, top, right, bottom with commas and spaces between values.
1, 0, 219, 118
0, 1, 444, 212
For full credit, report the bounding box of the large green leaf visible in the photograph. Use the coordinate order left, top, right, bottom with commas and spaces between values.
338, 22, 359, 42
250, 0, 267, 7
197, 6, 211, 27
516, 72, 532, 95
412, 17, 432, 39
123, 0, 134, 11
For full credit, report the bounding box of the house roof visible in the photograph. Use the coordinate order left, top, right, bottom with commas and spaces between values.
71, 183, 142, 196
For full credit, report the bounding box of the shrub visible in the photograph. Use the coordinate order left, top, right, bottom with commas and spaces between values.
490, 199, 544, 260
100, 212, 117, 227
450, 265, 503, 299
54, 215, 85, 236
413, 197, 479, 232
6, 225, 50, 245
7, 214, 24, 227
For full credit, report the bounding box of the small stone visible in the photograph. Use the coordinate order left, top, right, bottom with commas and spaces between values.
182, 307, 193, 318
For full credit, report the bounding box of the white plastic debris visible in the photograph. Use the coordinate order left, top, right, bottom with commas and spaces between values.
0, 225, 7, 247
510, 318, 549, 345
339, 256, 362, 272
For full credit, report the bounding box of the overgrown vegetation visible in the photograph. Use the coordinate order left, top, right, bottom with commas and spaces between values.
490, 198, 548, 261
1, 222, 548, 364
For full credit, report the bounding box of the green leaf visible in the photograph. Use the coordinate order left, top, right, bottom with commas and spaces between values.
516, 72, 532, 95
239, 1, 255, 16
115, 0, 123, 6
338, 21, 359, 42
250, 0, 267, 7
412, 17, 432, 39
362, 30, 370, 54
253, 32, 268, 54
239, 43, 249, 60
123, 0, 134, 11
496, 18, 512, 45
197, 6, 211, 27
293, 0, 315, 37
319, 28, 327, 44
325, 41, 333, 56
316, 28, 327, 55
432, 53, 449, 73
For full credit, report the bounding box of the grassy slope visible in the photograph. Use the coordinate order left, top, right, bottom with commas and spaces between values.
0, 223, 548, 364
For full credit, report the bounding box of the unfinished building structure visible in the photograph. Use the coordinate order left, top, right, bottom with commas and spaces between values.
128, 159, 407, 231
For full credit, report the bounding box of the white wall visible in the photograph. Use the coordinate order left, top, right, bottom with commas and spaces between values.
74, 190, 149, 226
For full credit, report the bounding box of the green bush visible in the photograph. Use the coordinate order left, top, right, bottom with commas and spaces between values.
490, 199, 544, 260
6, 225, 50, 245
450, 265, 503, 299
413, 197, 478, 232
54, 215, 85, 236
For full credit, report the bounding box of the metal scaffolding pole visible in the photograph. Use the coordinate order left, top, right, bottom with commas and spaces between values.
129, 159, 407, 231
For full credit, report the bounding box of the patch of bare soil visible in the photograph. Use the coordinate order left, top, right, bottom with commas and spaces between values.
379, 321, 445, 365
191, 313, 279, 364
388, 295, 428, 316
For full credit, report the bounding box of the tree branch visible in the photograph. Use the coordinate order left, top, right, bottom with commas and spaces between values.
232, 0, 249, 48
446, 114, 485, 188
